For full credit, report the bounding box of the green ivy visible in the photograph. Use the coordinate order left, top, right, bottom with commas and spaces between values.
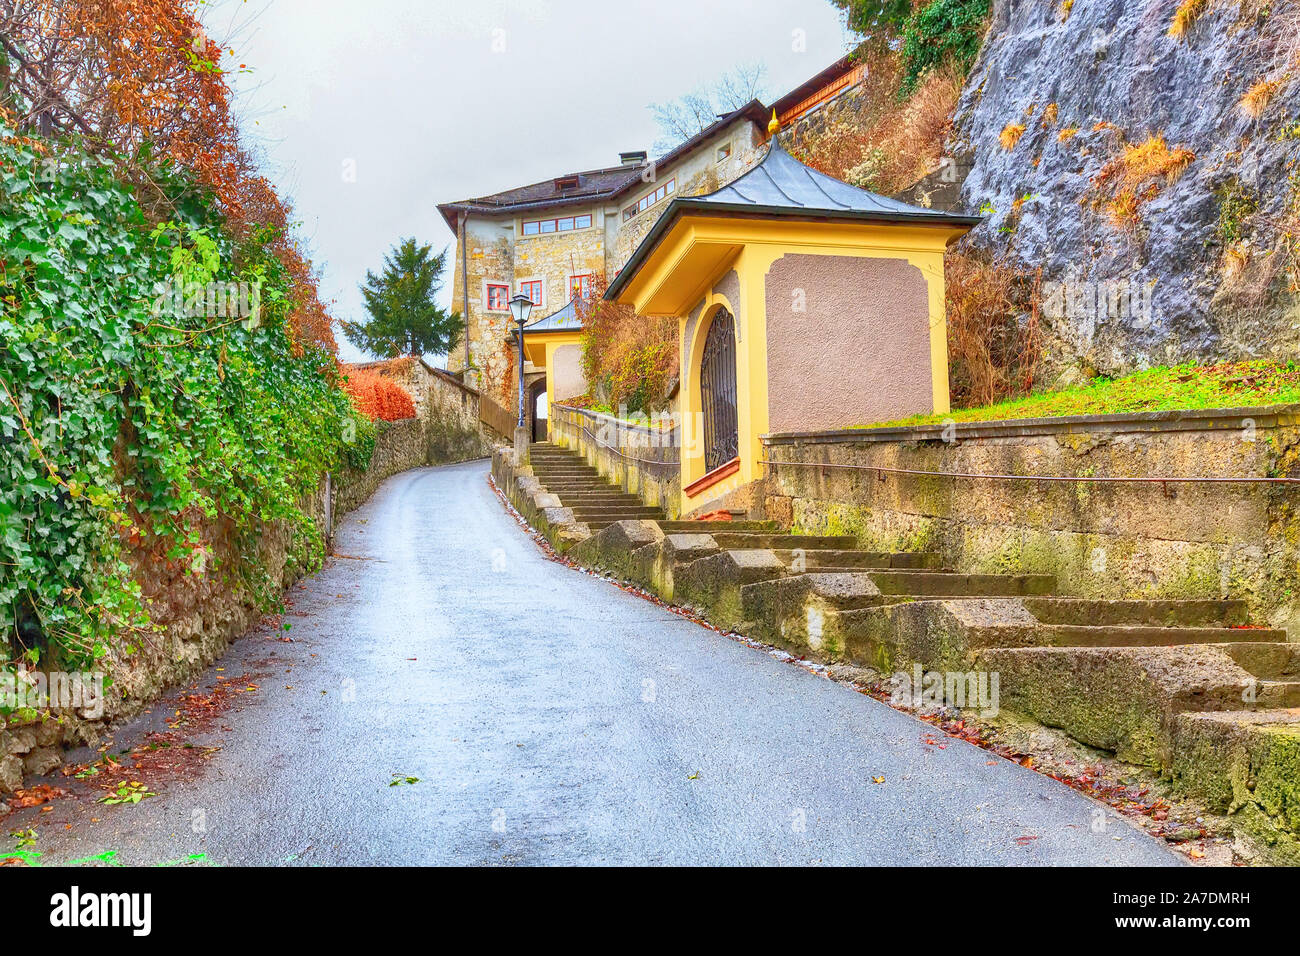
1215, 180, 1258, 245
0, 119, 371, 684
899, 0, 990, 95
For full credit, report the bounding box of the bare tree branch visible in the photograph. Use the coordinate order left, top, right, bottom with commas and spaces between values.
648, 62, 770, 154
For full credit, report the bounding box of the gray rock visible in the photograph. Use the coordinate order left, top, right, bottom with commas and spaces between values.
22, 747, 61, 778
0, 755, 22, 792
949, 0, 1300, 375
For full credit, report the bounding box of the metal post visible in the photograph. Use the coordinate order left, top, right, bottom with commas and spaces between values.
516, 319, 526, 429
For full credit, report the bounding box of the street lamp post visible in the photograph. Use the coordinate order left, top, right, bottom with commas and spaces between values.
508, 294, 535, 456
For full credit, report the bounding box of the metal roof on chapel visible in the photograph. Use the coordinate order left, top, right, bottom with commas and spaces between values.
605, 140, 980, 301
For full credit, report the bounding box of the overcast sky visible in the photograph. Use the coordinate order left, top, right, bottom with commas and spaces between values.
203, 0, 854, 363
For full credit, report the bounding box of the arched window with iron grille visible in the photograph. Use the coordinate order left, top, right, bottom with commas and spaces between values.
699, 308, 739, 474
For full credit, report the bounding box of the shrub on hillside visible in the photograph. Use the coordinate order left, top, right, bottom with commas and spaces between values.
0, 117, 366, 675
899, 0, 991, 94
945, 252, 1043, 408
576, 277, 677, 415
343, 368, 417, 422
790, 48, 964, 197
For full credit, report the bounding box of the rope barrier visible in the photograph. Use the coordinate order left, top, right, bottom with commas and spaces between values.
759, 458, 1300, 485
548, 407, 679, 471
576, 422, 679, 469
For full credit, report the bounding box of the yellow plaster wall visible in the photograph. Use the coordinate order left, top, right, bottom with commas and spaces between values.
523, 330, 586, 441
656, 219, 959, 513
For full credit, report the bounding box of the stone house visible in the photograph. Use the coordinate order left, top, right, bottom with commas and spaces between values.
436, 56, 866, 429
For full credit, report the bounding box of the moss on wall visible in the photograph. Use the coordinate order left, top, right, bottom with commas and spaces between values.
766, 411, 1300, 630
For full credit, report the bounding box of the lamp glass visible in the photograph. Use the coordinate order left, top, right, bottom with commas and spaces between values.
509, 293, 534, 325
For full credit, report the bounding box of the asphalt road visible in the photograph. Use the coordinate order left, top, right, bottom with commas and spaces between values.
12, 460, 1181, 866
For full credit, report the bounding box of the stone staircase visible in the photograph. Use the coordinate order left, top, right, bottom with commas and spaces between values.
529, 444, 666, 530
506, 442, 1300, 861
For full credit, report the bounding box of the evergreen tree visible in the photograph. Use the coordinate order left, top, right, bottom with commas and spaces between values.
344, 239, 462, 358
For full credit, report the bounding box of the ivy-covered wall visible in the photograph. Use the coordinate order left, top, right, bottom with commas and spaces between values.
0, 399, 491, 793
0, 119, 375, 791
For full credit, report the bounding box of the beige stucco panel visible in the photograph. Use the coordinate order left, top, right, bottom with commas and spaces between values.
551, 343, 587, 401
765, 254, 934, 433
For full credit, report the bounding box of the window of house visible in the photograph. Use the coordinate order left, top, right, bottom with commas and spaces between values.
518, 279, 543, 307
716, 143, 732, 163
570, 274, 594, 300
623, 179, 675, 221
522, 213, 592, 236
486, 284, 509, 311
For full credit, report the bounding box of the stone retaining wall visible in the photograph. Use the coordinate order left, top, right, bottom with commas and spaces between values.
0, 369, 497, 795
761, 405, 1300, 632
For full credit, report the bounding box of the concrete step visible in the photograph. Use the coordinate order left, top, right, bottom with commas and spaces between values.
1044, 624, 1289, 647
532, 469, 600, 478
556, 492, 645, 503
974, 643, 1300, 767
1219, 641, 1300, 680
866, 570, 1055, 597
1172, 708, 1300, 858
1023, 597, 1252, 628
571, 508, 664, 520
772, 549, 942, 571
561, 499, 649, 509
709, 533, 859, 551
1257, 681, 1300, 707
551, 486, 635, 496
569, 503, 663, 513
658, 520, 778, 533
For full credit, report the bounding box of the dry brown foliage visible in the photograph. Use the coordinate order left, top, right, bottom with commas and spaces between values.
790, 47, 963, 197
575, 276, 677, 413
1090, 134, 1195, 229
0, 0, 340, 354
945, 251, 1043, 408
999, 123, 1026, 150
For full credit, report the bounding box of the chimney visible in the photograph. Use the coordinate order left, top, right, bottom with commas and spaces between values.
620, 150, 647, 167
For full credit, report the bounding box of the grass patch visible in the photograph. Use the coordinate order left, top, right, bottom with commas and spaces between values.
858, 360, 1300, 429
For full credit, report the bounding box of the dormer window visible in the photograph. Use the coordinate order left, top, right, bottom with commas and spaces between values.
554, 175, 579, 190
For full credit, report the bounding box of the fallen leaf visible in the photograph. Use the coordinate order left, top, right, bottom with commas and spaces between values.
8, 785, 66, 810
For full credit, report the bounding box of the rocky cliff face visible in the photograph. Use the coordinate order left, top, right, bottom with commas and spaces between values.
950, 0, 1299, 379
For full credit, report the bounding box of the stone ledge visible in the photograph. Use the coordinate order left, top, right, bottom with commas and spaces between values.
763, 403, 1300, 446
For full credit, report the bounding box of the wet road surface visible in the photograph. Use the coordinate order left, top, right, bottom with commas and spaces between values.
11, 460, 1181, 866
